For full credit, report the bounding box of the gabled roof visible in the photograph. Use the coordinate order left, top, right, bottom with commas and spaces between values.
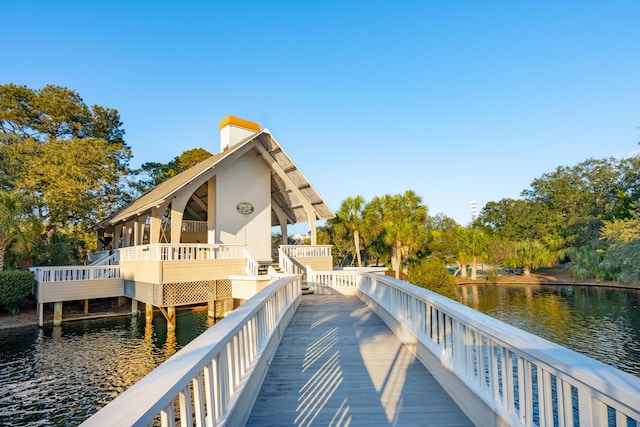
95, 129, 335, 229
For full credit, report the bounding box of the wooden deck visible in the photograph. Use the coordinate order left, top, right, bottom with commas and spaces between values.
247, 294, 473, 426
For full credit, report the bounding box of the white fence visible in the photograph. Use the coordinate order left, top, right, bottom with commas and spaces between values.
82, 275, 302, 427
181, 220, 208, 234
280, 244, 332, 258
117, 244, 245, 262
308, 270, 640, 427
32, 266, 123, 283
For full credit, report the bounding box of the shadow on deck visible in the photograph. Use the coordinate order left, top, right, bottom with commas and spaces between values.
247, 294, 473, 426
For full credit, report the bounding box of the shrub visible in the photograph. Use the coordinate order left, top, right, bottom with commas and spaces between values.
407, 257, 458, 299
0, 270, 34, 314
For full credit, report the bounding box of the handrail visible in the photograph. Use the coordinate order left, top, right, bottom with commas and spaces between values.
277, 248, 305, 275
86, 250, 111, 265
308, 270, 640, 426
89, 253, 117, 266
243, 247, 259, 276
280, 245, 332, 258
31, 265, 123, 283
117, 244, 246, 261
82, 274, 302, 427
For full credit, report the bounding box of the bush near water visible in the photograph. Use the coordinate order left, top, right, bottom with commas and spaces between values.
0, 270, 34, 314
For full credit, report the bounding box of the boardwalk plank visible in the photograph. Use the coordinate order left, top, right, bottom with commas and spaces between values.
246, 295, 473, 427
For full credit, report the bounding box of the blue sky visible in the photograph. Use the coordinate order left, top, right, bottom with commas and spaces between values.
3, 1, 639, 228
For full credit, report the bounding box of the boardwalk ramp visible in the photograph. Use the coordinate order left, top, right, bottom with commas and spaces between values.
247, 294, 472, 426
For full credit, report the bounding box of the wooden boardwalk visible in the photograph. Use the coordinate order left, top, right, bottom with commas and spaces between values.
247, 294, 473, 426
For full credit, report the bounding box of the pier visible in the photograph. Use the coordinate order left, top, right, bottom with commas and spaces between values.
82, 271, 640, 426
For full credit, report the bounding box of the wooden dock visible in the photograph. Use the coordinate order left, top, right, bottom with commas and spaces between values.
247, 294, 472, 426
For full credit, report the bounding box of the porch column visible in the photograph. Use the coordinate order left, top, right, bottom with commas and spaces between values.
135, 216, 146, 245
170, 192, 191, 244
123, 220, 134, 247
307, 211, 317, 245
207, 177, 216, 244
113, 224, 123, 249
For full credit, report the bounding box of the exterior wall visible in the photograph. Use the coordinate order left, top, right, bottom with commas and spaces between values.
120, 259, 246, 285
120, 261, 162, 284
125, 280, 163, 306
230, 275, 272, 300
162, 259, 245, 283
38, 279, 124, 303
216, 154, 272, 261
295, 256, 333, 272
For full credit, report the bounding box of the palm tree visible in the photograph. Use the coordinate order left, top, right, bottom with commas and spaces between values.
505, 239, 558, 276
0, 192, 41, 270
457, 226, 489, 280
333, 196, 366, 267
368, 191, 427, 279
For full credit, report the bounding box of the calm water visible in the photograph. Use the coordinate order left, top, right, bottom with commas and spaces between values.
2, 286, 640, 426
0, 308, 214, 426
458, 284, 640, 378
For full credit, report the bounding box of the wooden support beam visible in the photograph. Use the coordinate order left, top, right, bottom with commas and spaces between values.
53, 302, 63, 326
84, 299, 89, 314
132, 299, 139, 315
167, 306, 176, 331
146, 303, 153, 323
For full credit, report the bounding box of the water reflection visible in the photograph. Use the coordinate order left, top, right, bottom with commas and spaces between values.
458, 284, 640, 377
0, 308, 213, 426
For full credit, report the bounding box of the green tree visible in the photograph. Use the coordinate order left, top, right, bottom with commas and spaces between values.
407, 257, 457, 299
504, 239, 559, 276
331, 196, 367, 267
425, 214, 460, 266
0, 84, 132, 235
457, 226, 489, 280
366, 190, 427, 279
133, 148, 212, 194
0, 192, 41, 270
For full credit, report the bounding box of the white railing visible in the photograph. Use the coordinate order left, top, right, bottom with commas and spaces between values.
32, 266, 123, 283
181, 220, 208, 234
89, 253, 117, 266
244, 247, 259, 276
82, 275, 302, 427
280, 244, 332, 258
86, 250, 111, 265
117, 244, 245, 261
307, 267, 360, 288
309, 270, 640, 427
278, 248, 305, 275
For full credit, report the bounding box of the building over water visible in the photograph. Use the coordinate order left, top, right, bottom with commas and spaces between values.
33, 116, 335, 327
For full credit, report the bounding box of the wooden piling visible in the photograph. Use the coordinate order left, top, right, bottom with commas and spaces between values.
53, 302, 63, 326
167, 306, 176, 331
145, 303, 153, 323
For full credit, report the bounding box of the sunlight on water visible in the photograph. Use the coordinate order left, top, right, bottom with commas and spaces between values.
0, 309, 213, 426
459, 284, 640, 377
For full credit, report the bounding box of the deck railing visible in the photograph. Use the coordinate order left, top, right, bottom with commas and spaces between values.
82, 274, 302, 427
243, 247, 259, 276
32, 265, 123, 283
278, 248, 308, 276
280, 244, 332, 258
181, 220, 208, 234
117, 244, 245, 261
308, 270, 640, 427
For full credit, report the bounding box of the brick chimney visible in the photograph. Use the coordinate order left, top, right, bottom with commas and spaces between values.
219, 116, 260, 152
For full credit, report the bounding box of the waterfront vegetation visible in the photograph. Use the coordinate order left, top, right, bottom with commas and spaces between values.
324, 157, 640, 296
1, 83, 639, 314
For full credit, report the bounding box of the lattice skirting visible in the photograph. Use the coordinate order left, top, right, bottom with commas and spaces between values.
162, 279, 232, 306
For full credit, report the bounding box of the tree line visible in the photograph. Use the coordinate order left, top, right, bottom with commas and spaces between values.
0, 83, 211, 271
324, 156, 640, 295
2, 83, 638, 294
